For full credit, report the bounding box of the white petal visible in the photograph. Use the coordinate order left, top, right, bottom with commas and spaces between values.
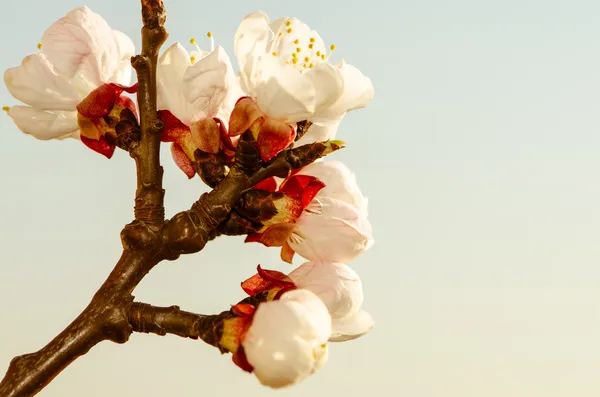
304, 62, 344, 118
7, 106, 78, 140
280, 289, 332, 342
235, 11, 271, 94
290, 198, 373, 263
183, 46, 235, 119
243, 291, 331, 389
297, 160, 368, 216
254, 57, 316, 121
156, 43, 199, 125
109, 30, 135, 85
294, 120, 340, 147
316, 60, 374, 121
4, 54, 82, 111
41, 6, 121, 89
289, 262, 364, 319
330, 310, 375, 342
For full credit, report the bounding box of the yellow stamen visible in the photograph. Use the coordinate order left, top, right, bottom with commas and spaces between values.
292, 58, 298, 64
292, 52, 297, 58
309, 63, 314, 68
278, 32, 283, 37
285, 20, 292, 27
294, 39, 299, 44
321, 54, 326, 60
296, 47, 301, 52
310, 38, 316, 43
330, 44, 336, 51
2, 106, 10, 112
316, 51, 321, 56
190, 38, 197, 44
304, 57, 310, 62
190, 56, 196, 63
37, 43, 42, 50
207, 31, 213, 38
272, 51, 278, 56
287, 28, 292, 34
308, 43, 314, 49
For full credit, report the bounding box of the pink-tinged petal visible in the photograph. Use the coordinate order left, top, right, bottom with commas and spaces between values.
110, 30, 135, 85
170, 143, 195, 178
290, 198, 373, 263
245, 223, 295, 247
280, 241, 296, 264
241, 265, 296, 296
158, 110, 191, 143
234, 11, 271, 94
4, 53, 82, 111
297, 160, 368, 217
254, 177, 278, 192
231, 303, 256, 318
329, 310, 374, 342
41, 7, 122, 88
81, 135, 115, 158
183, 46, 235, 118
7, 106, 78, 140
254, 57, 316, 122
315, 60, 374, 122
279, 175, 325, 209
294, 121, 340, 147
190, 118, 221, 154
228, 97, 265, 137
157, 43, 202, 125
257, 118, 296, 161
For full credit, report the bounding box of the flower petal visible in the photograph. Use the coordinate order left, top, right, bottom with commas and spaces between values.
304, 62, 344, 119
243, 289, 331, 388
290, 198, 373, 263
235, 11, 271, 94
297, 160, 368, 217
315, 60, 374, 122
288, 262, 364, 319
183, 46, 235, 119
4, 54, 82, 111
110, 30, 135, 85
41, 6, 121, 89
254, 57, 316, 121
7, 106, 78, 140
157, 43, 202, 125
330, 310, 374, 342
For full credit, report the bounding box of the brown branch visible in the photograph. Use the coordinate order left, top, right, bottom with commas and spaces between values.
131, 0, 168, 225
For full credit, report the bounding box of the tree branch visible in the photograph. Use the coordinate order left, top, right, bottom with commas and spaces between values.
131, 0, 168, 225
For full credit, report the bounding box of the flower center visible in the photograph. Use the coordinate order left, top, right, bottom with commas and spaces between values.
189, 32, 215, 64
268, 18, 335, 72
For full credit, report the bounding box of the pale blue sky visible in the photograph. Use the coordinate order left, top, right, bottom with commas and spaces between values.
1, 0, 600, 396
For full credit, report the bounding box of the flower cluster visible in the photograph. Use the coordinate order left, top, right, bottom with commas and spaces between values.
3, 6, 374, 390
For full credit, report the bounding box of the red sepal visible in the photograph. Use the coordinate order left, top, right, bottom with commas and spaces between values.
170, 143, 195, 178
81, 135, 115, 159
279, 175, 326, 209
254, 177, 278, 192
232, 346, 254, 373
241, 265, 296, 296
158, 110, 191, 143
231, 303, 256, 318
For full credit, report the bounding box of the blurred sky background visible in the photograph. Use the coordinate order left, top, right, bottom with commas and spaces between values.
1, 0, 600, 396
